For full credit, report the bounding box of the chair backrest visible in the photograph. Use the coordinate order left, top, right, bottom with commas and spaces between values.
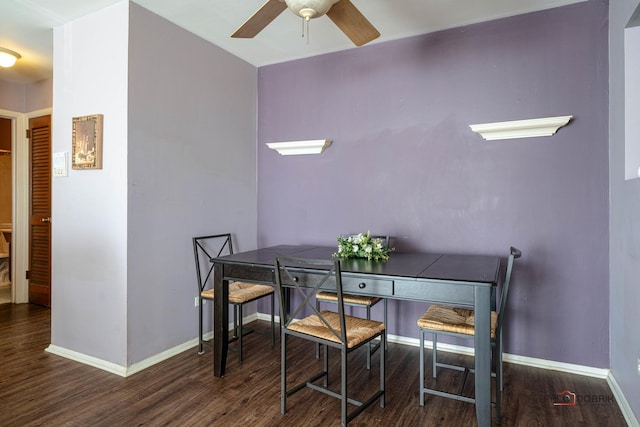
274, 254, 347, 344
340, 234, 390, 249
192, 233, 235, 293
495, 246, 522, 335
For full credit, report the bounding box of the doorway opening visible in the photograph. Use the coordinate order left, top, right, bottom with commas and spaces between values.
0, 116, 13, 303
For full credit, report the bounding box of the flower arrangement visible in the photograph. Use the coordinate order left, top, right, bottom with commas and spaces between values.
333, 232, 393, 261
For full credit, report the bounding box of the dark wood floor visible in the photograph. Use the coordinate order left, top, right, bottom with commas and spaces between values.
0, 303, 627, 426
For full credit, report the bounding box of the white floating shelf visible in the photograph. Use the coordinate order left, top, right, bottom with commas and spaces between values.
469, 115, 573, 140
266, 139, 332, 155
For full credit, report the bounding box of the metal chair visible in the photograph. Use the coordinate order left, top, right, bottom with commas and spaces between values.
274, 254, 386, 427
315, 234, 390, 369
417, 246, 521, 424
192, 233, 275, 361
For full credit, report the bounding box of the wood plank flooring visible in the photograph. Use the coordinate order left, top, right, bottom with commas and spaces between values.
0, 303, 627, 426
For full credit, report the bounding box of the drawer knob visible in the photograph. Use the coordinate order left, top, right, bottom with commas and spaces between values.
358, 282, 366, 289
293, 276, 299, 282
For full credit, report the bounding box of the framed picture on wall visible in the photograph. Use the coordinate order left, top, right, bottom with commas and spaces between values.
72, 114, 103, 170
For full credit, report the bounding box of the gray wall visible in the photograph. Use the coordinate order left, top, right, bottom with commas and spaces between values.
127, 3, 258, 363
257, 1, 609, 368
609, 0, 640, 421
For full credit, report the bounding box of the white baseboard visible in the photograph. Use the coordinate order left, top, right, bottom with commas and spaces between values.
503, 352, 609, 379
46, 344, 128, 377
387, 333, 609, 379
45, 341, 202, 378
124, 338, 200, 377
45, 313, 262, 378
607, 372, 640, 427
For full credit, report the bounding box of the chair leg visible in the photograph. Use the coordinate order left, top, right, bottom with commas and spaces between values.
315, 299, 322, 359
238, 304, 243, 363
496, 338, 503, 423
432, 333, 438, 378
383, 299, 388, 351
323, 344, 329, 388
366, 305, 372, 370
496, 376, 502, 424
341, 347, 348, 427
271, 292, 275, 347
198, 297, 205, 354
232, 304, 239, 339
497, 337, 504, 392
419, 329, 425, 406
281, 331, 287, 415
380, 330, 386, 408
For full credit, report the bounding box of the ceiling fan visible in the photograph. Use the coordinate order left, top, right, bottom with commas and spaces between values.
231, 0, 380, 47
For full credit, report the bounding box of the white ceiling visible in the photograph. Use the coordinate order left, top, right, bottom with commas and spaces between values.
0, 0, 584, 84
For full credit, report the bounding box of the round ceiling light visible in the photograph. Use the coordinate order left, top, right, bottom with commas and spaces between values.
285, 0, 339, 19
0, 47, 21, 68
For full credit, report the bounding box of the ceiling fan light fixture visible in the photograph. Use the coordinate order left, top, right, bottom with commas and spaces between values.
0, 47, 21, 68
299, 8, 316, 20
285, 0, 338, 19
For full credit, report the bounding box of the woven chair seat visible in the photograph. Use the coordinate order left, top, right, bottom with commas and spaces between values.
417, 305, 498, 339
316, 291, 381, 306
288, 310, 385, 349
201, 281, 274, 304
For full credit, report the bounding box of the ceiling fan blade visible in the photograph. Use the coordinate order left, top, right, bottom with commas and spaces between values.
231, 0, 288, 38
326, 0, 380, 46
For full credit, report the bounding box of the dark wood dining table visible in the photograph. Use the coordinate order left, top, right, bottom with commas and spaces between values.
212, 245, 501, 427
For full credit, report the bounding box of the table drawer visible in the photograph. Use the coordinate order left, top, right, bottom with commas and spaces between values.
224, 264, 274, 283
394, 280, 475, 306
283, 271, 393, 298
342, 276, 393, 297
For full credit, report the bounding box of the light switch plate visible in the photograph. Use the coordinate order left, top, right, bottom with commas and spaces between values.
53, 152, 68, 177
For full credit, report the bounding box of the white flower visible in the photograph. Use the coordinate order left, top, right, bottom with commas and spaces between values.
333, 232, 392, 261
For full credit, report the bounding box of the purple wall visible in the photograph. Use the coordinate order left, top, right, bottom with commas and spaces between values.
257, 1, 609, 367
0, 79, 52, 112
0, 80, 25, 112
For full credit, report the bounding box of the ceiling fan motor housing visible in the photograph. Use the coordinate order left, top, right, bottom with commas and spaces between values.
285, 0, 339, 19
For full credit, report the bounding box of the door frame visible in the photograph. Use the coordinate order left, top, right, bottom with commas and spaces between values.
0, 107, 51, 304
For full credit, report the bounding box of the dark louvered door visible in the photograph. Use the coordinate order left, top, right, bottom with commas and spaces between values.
29, 115, 51, 307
